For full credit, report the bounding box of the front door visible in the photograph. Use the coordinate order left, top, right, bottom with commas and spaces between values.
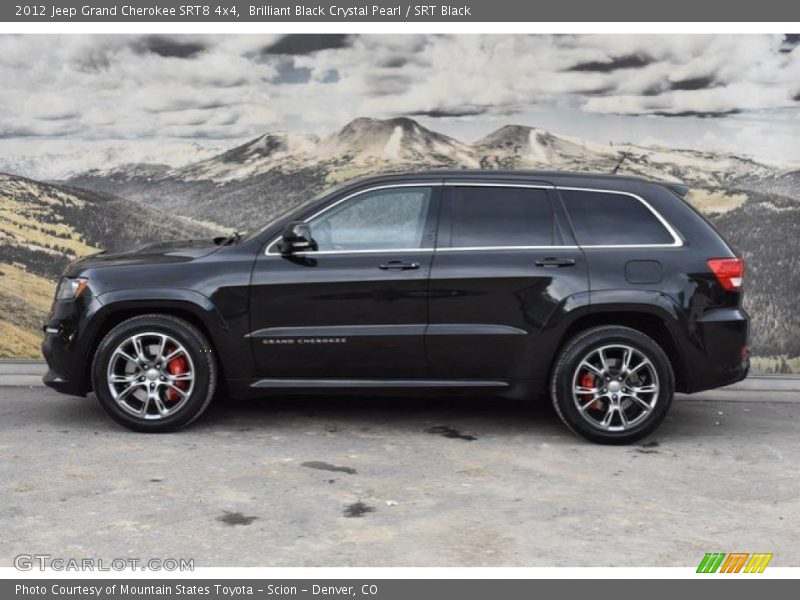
248, 184, 440, 379
427, 182, 589, 381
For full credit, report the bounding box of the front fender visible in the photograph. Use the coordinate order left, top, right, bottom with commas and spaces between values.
82, 288, 251, 385
95, 288, 226, 332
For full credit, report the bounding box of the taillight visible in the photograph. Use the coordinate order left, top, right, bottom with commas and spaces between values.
707, 257, 745, 291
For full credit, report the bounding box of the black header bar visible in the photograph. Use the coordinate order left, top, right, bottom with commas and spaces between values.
3, 0, 800, 22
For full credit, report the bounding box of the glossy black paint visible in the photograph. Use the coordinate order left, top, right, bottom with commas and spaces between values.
42, 170, 749, 400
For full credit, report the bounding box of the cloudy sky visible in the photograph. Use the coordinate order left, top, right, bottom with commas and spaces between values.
0, 33, 799, 172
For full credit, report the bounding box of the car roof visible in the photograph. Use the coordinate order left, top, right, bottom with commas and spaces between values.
339, 169, 690, 197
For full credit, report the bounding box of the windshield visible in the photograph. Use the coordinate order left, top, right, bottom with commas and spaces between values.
238, 182, 346, 243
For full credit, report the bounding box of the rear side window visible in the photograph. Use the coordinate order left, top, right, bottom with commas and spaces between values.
450, 186, 554, 247
560, 190, 675, 246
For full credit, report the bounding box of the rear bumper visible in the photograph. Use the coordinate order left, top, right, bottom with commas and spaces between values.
683, 307, 750, 393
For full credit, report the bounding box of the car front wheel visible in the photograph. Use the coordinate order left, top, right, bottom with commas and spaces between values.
550, 325, 674, 444
91, 314, 217, 432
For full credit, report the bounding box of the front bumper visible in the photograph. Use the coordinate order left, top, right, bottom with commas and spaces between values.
41, 295, 104, 397
42, 327, 87, 396
42, 367, 82, 395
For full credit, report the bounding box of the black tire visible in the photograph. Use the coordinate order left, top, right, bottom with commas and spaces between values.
91, 314, 217, 432
550, 326, 674, 445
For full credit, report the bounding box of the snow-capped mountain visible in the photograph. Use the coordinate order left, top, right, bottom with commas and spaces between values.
100, 118, 780, 187
313, 117, 479, 168
0, 141, 223, 181
65, 116, 780, 195
476, 124, 617, 170
175, 132, 320, 183
156, 117, 478, 185
474, 124, 775, 188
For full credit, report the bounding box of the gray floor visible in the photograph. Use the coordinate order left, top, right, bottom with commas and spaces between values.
1, 386, 798, 567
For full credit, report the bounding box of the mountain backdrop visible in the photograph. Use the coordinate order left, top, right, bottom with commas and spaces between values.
65, 117, 780, 228
2, 117, 799, 373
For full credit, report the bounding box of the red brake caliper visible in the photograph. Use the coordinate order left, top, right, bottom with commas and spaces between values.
166, 350, 188, 402
581, 372, 602, 411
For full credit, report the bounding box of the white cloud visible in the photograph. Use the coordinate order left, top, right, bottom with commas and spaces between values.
0, 34, 797, 164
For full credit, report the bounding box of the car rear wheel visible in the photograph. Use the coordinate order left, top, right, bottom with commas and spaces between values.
91, 314, 217, 432
550, 326, 674, 444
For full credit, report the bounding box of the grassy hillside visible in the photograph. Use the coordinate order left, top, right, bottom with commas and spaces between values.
0, 173, 220, 280
0, 172, 220, 357
0, 263, 55, 357
68, 165, 334, 230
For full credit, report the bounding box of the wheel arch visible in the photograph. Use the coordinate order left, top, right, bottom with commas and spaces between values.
82, 292, 229, 394
554, 304, 688, 393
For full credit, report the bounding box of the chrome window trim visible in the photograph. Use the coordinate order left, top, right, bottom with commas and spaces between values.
265, 182, 441, 255
282, 245, 581, 257
437, 245, 579, 252
289, 247, 435, 256
555, 186, 684, 248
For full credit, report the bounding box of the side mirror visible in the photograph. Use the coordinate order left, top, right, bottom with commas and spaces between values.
277, 221, 317, 254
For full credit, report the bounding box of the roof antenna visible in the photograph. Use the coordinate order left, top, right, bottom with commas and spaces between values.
611, 151, 629, 174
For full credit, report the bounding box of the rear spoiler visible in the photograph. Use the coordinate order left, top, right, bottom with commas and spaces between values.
665, 183, 690, 198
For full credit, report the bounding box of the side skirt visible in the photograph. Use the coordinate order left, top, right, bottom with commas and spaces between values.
250, 378, 509, 389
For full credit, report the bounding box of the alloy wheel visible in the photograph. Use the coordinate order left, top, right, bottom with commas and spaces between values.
106, 332, 195, 420
571, 344, 659, 432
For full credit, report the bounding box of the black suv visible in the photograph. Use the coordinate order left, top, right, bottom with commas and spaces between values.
42, 171, 749, 443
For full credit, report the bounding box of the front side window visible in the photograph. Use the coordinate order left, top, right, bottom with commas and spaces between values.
449, 186, 554, 247
560, 190, 676, 246
308, 187, 432, 251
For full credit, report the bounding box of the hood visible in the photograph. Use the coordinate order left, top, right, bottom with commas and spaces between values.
65, 238, 221, 275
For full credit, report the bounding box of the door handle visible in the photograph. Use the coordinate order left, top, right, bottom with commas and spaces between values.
379, 261, 420, 270
535, 257, 576, 268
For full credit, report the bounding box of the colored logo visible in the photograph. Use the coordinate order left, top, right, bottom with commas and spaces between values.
697, 553, 773, 573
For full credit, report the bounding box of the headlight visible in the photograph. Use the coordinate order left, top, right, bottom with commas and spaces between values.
56, 277, 89, 301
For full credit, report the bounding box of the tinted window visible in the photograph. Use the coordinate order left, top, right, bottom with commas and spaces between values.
560, 190, 675, 245
450, 187, 554, 247
309, 187, 431, 251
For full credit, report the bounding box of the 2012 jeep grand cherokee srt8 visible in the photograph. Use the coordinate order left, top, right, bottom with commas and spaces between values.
42, 171, 749, 443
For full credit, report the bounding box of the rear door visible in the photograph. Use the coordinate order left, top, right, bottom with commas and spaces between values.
426, 181, 589, 381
